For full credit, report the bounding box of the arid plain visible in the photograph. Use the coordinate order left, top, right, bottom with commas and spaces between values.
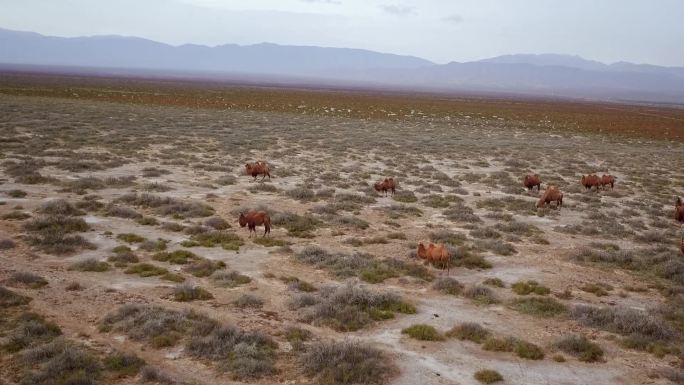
1, 74, 683, 385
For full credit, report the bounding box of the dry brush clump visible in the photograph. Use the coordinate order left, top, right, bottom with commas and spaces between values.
293, 283, 415, 332
300, 340, 394, 385
0, 286, 32, 307
553, 334, 604, 362
23, 214, 94, 255
117, 193, 214, 218
295, 246, 431, 283
5, 272, 48, 289
446, 322, 490, 343
101, 304, 277, 379
570, 305, 677, 342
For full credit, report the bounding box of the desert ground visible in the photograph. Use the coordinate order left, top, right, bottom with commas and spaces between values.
1, 74, 683, 385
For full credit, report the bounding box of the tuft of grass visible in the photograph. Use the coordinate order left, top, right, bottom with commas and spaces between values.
446, 322, 490, 343
272, 212, 320, 238
580, 283, 612, 297
401, 324, 445, 341
301, 340, 393, 385
117, 233, 146, 243
482, 336, 544, 360
474, 369, 503, 384
554, 334, 604, 362
125, 263, 168, 277
570, 305, 675, 341
140, 366, 174, 384
281, 276, 317, 292
38, 199, 84, 216
464, 285, 499, 305
0, 286, 32, 307
173, 284, 213, 302
204, 216, 230, 230
253, 237, 290, 247
433, 277, 464, 295
65, 282, 83, 291
211, 271, 251, 287
511, 297, 567, 317
7, 272, 48, 289
183, 259, 226, 277
0, 238, 16, 249
511, 280, 550, 296
7, 189, 27, 198
183, 231, 244, 250
104, 351, 145, 377
69, 258, 110, 272
139, 238, 168, 252
483, 277, 505, 288
20, 338, 101, 385
234, 293, 264, 308
24, 215, 94, 254
153, 249, 200, 264
1, 312, 62, 352
285, 325, 312, 351
297, 283, 415, 332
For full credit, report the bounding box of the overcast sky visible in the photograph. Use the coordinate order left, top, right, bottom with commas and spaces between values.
1, 0, 682, 66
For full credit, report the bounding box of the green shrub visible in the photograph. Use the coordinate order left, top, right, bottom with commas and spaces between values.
173, 284, 213, 302
474, 369, 503, 384
185, 231, 244, 250
511, 297, 567, 317
69, 258, 110, 272
117, 233, 146, 243
483, 277, 505, 288
402, 324, 445, 341
125, 263, 168, 277
554, 335, 604, 362
446, 322, 490, 343
7, 272, 48, 289
183, 259, 226, 277
153, 250, 200, 264
7, 189, 27, 198
512, 280, 550, 295
211, 271, 252, 287
104, 351, 145, 377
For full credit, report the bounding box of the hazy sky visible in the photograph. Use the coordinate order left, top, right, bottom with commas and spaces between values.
1, 0, 683, 65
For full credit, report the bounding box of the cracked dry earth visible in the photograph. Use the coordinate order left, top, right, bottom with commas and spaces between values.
1, 93, 683, 385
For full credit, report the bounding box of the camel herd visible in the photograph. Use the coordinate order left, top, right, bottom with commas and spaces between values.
239, 162, 684, 274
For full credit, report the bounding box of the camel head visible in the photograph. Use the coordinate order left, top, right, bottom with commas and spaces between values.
373, 182, 383, 191
677, 197, 682, 207
416, 243, 427, 259
238, 212, 247, 227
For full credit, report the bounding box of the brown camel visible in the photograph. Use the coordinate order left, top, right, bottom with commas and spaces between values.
238, 211, 271, 237
523, 174, 542, 191
417, 242, 450, 274
374, 178, 397, 197
537, 186, 564, 209
245, 161, 271, 181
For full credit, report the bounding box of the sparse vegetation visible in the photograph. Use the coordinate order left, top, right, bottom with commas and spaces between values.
512, 280, 550, 295
6, 272, 48, 289
554, 334, 604, 362
511, 297, 567, 317
402, 324, 445, 341
174, 283, 213, 301
474, 369, 503, 384
300, 340, 393, 385
446, 322, 490, 343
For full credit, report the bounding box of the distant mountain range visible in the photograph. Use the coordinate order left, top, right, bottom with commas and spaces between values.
2, 28, 684, 104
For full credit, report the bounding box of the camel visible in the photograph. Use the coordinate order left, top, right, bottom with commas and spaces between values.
523, 174, 542, 192
245, 161, 271, 181
581, 174, 601, 191
417, 242, 450, 274
600, 174, 616, 190
537, 186, 563, 209
675, 197, 684, 224
374, 178, 397, 197
681, 235, 684, 254
238, 211, 271, 237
